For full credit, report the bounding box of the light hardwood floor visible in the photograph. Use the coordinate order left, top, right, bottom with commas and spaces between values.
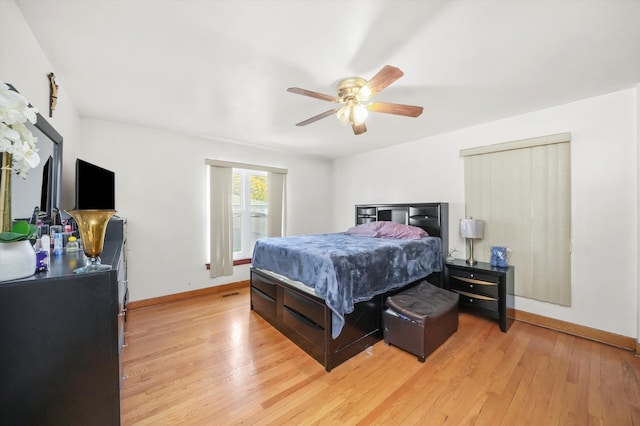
121, 287, 640, 425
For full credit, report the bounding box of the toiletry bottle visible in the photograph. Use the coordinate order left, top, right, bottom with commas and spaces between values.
53, 232, 63, 256
41, 234, 50, 253
66, 236, 80, 252
38, 235, 50, 271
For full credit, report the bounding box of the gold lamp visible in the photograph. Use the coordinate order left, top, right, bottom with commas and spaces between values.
66, 209, 116, 273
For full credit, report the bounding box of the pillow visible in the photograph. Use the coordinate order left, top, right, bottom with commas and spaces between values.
345, 221, 429, 240
344, 221, 384, 237
374, 222, 429, 240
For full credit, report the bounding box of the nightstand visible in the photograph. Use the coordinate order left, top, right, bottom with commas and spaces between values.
444, 259, 515, 332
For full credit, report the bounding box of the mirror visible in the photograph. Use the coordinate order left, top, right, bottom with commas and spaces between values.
2, 84, 63, 223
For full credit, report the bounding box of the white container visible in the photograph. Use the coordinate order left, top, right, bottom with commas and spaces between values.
0, 240, 37, 282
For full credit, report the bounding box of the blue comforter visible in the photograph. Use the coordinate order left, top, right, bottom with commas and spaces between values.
252, 233, 442, 338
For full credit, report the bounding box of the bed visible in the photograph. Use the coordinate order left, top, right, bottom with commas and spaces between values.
250, 202, 449, 371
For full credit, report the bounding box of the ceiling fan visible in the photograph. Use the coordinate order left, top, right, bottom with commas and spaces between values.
287, 65, 423, 135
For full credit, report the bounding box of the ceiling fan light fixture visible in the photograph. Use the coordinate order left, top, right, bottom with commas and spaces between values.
336, 100, 368, 125
336, 104, 350, 125
356, 85, 371, 101
337, 77, 367, 98
352, 102, 368, 124
287, 65, 423, 135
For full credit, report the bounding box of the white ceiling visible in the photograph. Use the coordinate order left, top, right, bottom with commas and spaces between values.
15, 0, 640, 160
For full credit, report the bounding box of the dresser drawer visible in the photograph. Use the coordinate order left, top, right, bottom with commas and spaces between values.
283, 288, 325, 328
455, 290, 499, 312
449, 275, 499, 299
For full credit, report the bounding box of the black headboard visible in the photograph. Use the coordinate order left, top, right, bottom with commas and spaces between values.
355, 202, 449, 259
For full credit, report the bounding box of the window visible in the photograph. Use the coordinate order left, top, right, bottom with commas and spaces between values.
232, 168, 268, 260
206, 159, 286, 278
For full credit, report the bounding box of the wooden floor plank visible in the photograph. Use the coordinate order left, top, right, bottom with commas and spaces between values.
121, 288, 640, 425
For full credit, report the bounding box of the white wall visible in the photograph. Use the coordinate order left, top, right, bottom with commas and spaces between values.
333, 88, 638, 339
0, 0, 81, 207
79, 118, 333, 302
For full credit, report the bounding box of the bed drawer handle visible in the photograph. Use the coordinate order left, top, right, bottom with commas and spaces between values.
285, 306, 323, 330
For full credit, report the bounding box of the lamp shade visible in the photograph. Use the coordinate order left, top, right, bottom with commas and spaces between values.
460, 218, 484, 239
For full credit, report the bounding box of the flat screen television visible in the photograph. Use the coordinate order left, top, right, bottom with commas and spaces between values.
75, 158, 115, 210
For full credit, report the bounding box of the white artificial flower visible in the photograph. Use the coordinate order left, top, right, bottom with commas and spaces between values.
22, 149, 40, 169
11, 134, 40, 170
0, 84, 36, 125
0, 81, 40, 177
12, 121, 38, 150
0, 122, 20, 148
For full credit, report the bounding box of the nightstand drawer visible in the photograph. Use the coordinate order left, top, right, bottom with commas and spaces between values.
455, 290, 499, 312
448, 268, 499, 284
449, 275, 499, 299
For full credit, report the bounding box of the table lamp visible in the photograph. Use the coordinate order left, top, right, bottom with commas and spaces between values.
460, 218, 484, 265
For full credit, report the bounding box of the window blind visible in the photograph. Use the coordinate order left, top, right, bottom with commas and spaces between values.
209, 165, 234, 278
461, 133, 571, 306
267, 171, 286, 238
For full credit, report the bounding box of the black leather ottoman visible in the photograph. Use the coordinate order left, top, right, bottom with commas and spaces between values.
383, 281, 459, 362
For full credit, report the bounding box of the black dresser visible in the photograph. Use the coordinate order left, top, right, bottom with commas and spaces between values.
0, 218, 127, 425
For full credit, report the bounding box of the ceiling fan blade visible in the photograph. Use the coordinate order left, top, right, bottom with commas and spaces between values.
367, 101, 423, 117
295, 108, 340, 126
362, 65, 404, 96
351, 121, 367, 135
287, 87, 340, 103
